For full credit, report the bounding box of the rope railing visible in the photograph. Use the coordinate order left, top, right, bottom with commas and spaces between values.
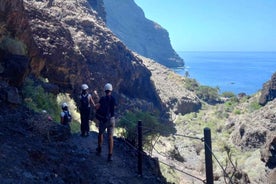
115, 118, 209, 183
204, 142, 234, 184
114, 117, 235, 184
157, 158, 206, 183
141, 126, 204, 141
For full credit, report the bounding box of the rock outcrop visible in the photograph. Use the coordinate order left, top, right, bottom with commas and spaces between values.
230, 98, 276, 183
0, 0, 163, 111
0, 0, 199, 117
103, 0, 184, 67
139, 54, 201, 117
259, 72, 276, 106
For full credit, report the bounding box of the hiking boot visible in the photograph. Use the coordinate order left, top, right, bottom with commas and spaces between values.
107, 154, 113, 162
96, 147, 101, 155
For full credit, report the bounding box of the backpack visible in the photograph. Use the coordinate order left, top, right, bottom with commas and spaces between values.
63, 111, 72, 124
96, 96, 113, 122
80, 94, 89, 110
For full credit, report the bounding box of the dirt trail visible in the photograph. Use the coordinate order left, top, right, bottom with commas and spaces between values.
69, 131, 166, 184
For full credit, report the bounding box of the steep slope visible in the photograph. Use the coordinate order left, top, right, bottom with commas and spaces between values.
137, 54, 201, 118
0, 106, 168, 183
103, 0, 184, 67
0, 0, 199, 116
0, 0, 164, 112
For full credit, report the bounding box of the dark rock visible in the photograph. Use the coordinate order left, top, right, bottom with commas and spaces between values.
175, 97, 201, 115
238, 92, 247, 99
0, 81, 22, 104
232, 123, 267, 151
261, 136, 276, 169
48, 124, 71, 142
170, 145, 186, 162
1, 54, 29, 87
0, 105, 168, 184
41, 83, 60, 95
7, 86, 22, 104
259, 72, 276, 106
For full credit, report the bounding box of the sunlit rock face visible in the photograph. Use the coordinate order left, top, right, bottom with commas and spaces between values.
0, 0, 161, 110
103, 0, 184, 67
0, 0, 199, 115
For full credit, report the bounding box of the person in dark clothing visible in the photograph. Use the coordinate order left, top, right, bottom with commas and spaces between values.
95, 83, 116, 161
60, 102, 72, 126
79, 84, 95, 137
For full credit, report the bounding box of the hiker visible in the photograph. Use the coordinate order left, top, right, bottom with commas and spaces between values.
79, 84, 95, 137
60, 102, 72, 126
95, 83, 116, 162
90, 90, 100, 124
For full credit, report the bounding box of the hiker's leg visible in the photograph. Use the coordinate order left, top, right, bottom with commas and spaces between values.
80, 111, 85, 136
97, 120, 105, 153
108, 134, 113, 155
84, 108, 90, 135
107, 117, 115, 155
85, 107, 91, 133
98, 133, 103, 147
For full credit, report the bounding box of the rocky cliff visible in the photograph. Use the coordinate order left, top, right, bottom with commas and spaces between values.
0, 0, 198, 182
0, 0, 199, 116
103, 0, 184, 67
0, 0, 159, 110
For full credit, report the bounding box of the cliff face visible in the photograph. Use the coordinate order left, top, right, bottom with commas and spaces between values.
103, 0, 184, 67
0, 0, 199, 116
88, 0, 106, 22
0, 0, 162, 110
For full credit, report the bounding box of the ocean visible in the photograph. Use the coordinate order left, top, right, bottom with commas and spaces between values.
174, 51, 276, 95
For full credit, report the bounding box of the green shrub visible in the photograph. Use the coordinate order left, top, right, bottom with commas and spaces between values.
184, 78, 200, 91
22, 78, 59, 121
234, 109, 241, 115
197, 85, 220, 104
117, 110, 163, 151
248, 101, 261, 112
229, 96, 239, 103
0, 37, 27, 55
70, 121, 80, 133
222, 91, 236, 98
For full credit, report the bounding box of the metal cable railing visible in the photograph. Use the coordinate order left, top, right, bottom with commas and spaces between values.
113, 116, 235, 184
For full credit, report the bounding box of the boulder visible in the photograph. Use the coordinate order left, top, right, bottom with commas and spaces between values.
259, 72, 276, 105
261, 136, 276, 169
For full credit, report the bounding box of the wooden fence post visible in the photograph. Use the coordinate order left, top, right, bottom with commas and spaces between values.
204, 127, 214, 184
138, 120, 143, 176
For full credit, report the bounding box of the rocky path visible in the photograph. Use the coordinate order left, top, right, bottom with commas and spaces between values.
0, 108, 167, 184
68, 131, 167, 184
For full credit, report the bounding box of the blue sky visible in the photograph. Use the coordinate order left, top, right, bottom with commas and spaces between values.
134, 0, 276, 52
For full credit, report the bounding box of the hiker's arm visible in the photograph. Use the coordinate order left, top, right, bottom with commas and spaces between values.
93, 90, 100, 103
89, 95, 96, 107
60, 116, 64, 124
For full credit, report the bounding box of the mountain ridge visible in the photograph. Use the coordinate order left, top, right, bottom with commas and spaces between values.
103, 0, 184, 67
